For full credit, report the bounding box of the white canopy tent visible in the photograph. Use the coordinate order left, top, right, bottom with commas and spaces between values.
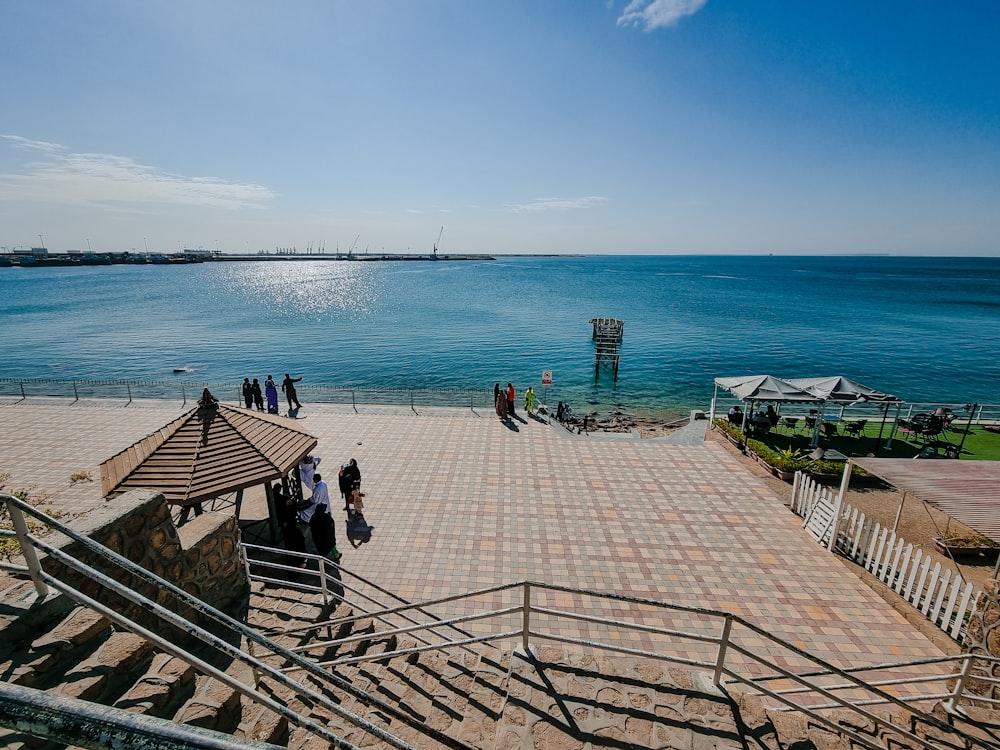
711, 374, 902, 448
785, 376, 900, 405
786, 376, 901, 447
709, 375, 819, 430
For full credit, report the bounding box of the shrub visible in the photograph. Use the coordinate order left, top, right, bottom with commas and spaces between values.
746, 439, 808, 471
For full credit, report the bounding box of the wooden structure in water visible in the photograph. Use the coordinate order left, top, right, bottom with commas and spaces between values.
590, 318, 624, 381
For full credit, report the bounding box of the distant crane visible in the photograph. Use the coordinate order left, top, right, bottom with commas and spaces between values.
433, 226, 444, 257
348, 234, 360, 258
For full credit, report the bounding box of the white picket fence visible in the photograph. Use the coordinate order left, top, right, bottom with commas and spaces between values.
790, 472, 980, 642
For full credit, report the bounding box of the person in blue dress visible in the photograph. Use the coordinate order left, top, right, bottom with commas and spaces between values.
265, 375, 279, 414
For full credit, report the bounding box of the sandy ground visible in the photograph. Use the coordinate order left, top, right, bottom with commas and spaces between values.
703, 428, 998, 590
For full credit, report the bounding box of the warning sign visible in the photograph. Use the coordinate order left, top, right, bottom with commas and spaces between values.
541, 370, 552, 385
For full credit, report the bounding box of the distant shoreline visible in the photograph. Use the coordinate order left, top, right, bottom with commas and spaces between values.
0, 251, 496, 267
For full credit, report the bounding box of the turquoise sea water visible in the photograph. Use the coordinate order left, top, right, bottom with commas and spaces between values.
2, 255, 998, 415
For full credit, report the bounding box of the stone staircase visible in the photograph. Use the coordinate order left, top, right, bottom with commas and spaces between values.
1, 576, 995, 749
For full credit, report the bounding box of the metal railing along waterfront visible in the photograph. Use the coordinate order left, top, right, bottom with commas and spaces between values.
242, 550, 994, 750
2, 493, 994, 750
0, 377, 498, 411
711, 395, 1000, 426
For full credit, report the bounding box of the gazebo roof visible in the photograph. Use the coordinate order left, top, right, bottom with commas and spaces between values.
100, 390, 317, 506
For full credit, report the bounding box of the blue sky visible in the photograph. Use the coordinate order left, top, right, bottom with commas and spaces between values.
2, 1, 998, 256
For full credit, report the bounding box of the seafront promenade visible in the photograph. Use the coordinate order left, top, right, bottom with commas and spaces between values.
0, 396, 948, 672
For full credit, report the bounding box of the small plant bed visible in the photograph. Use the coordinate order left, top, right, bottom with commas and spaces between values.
714, 421, 871, 482
933, 534, 1000, 561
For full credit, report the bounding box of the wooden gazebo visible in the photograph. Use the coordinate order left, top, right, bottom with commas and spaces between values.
100, 389, 317, 527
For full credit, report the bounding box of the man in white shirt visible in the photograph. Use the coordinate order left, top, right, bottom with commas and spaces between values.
302, 473, 340, 560
298, 455, 321, 491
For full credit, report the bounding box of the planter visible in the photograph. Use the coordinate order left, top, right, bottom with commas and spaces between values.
720, 430, 745, 452
747, 448, 796, 481
934, 538, 1000, 561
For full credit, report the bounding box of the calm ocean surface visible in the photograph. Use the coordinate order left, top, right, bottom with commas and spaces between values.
2, 255, 998, 415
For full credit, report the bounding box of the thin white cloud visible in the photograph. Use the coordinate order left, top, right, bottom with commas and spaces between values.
0, 137, 274, 210
0, 135, 66, 154
617, 0, 708, 31
505, 196, 608, 213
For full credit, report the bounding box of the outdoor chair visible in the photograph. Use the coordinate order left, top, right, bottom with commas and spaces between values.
845, 419, 867, 437
821, 421, 838, 437
780, 416, 799, 433
805, 416, 817, 430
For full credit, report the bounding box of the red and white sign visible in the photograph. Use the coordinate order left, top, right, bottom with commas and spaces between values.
541, 370, 552, 385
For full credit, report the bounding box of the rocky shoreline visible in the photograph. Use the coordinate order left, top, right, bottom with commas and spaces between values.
554, 408, 688, 438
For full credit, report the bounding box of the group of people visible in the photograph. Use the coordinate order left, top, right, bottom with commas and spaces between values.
493, 382, 537, 420
242, 373, 303, 414
273, 454, 368, 573
728, 404, 779, 433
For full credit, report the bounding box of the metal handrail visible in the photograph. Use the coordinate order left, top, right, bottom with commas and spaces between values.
0, 681, 284, 750
0, 377, 495, 411
243, 543, 480, 654
0, 493, 463, 750
252, 575, 989, 750
3, 493, 993, 750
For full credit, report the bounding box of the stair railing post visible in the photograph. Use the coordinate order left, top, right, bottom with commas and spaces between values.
19, 381, 25, 401
318, 561, 330, 607
126, 383, 132, 405
943, 655, 975, 715
713, 614, 733, 686
521, 582, 531, 653
72, 382, 78, 403
3, 495, 49, 598
181, 385, 186, 407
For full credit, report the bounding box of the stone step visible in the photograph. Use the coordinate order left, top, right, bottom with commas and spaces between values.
53, 629, 156, 704
112, 652, 198, 718
735, 689, 998, 750
0, 584, 77, 663
492, 646, 744, 750
0, 606, 112, 689
173, 672, 243, 734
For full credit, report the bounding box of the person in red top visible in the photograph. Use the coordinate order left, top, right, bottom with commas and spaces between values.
507, 382, 516, 417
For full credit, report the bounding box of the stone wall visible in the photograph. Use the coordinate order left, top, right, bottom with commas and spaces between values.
42, 489, 249, 638
963, 578, 1000, 701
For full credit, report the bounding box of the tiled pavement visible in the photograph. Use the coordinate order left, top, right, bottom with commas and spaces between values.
0, 397, 946, 678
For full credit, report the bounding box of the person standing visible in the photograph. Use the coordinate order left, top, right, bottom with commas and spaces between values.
338, 458, 361, 508
242, 378, 253, 409
495, 386, 508, 420
524, 386, 536, 415
301, 473, 340, 561
265, 375, 279, 414
282, 373, 303, 410
273, 483, 307, 572
507, 382, 516, 418
251, 378, 264, 411
298, 454, 321, 492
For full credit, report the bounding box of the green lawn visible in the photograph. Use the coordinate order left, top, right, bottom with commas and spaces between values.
754, 421, 1000, 461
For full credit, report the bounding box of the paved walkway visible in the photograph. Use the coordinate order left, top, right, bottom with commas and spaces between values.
0, 397, 945, 676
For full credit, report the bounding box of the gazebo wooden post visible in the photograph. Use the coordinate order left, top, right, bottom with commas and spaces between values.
264, 483, 279, 545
